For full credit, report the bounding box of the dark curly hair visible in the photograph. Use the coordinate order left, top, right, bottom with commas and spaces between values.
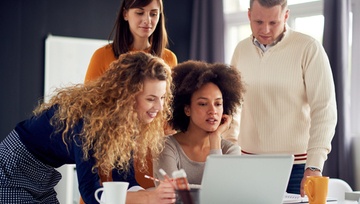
170, 60, 245, 132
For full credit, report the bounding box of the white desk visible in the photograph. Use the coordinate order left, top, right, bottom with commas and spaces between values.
284, 193, 359, 204
283, 200, 357, 204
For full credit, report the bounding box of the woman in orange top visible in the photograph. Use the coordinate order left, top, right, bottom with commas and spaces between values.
82, 1, 177, 199
85, 0, 177, 83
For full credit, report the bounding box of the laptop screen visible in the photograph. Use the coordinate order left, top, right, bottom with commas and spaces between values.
200, 154, 294, 204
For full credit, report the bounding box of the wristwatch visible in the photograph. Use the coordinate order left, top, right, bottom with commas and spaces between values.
306, 167, 321, 172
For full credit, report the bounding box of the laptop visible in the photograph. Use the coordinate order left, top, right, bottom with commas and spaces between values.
199, 154, 294, 204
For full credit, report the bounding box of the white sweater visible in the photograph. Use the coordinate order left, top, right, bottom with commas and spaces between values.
228, 27, 337, 170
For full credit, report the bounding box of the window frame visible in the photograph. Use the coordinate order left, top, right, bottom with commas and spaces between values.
350, 0, 360, 136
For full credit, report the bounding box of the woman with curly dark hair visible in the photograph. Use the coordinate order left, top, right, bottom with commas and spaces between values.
0, 52, 176, 204
153, 60, 246, 185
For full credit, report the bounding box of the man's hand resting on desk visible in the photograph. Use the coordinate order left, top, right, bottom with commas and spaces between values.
300, 168, 322, 197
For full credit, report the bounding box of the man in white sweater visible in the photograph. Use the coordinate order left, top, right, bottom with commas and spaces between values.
228, 0, 337, 196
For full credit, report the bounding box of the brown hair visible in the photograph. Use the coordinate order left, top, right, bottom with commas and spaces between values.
250, 0, 287, 10
110, 0, 168, 58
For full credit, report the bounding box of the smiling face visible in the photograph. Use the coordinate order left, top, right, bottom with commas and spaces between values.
135, 78, 167, 124
184, 83, 224, 132
123, 0, 160, 41
248, 0, 288, 45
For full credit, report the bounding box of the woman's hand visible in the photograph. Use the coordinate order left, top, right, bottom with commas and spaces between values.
147, 181, 176, 204
208, 114, 232, 150
217, 114, 232, 135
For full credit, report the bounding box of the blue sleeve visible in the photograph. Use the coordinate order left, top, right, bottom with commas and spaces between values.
73, 139, 102, 204
73, 135, 139, 203
112, 158, 139, 188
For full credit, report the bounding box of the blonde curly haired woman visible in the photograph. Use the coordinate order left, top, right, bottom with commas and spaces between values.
0, 52, 176, 204
84, 0, 178, 190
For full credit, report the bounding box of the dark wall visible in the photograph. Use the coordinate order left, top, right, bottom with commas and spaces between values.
0, 0, 192, 141
163, 0, 193, 63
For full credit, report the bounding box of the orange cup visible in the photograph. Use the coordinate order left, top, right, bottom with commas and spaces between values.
304, 176, 329, 204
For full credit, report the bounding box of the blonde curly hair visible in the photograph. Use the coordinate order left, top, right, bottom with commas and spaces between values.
33, 51, 172, 176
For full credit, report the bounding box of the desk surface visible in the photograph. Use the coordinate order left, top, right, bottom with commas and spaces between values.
284, 199, 358, 203
328, 201, 358, 204
284, 193, 359, 204
284, 200, 357, 204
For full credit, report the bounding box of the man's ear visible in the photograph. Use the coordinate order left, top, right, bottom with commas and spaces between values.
284, 9, 290, 22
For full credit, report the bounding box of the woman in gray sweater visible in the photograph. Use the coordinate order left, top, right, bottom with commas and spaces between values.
153, 60, 246, 185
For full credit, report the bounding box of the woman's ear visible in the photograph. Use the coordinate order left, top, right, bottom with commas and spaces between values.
184, 106, 190, 116
123, 9, 128, 21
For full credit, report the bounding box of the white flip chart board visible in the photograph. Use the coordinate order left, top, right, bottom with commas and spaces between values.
44, 34, 108, 100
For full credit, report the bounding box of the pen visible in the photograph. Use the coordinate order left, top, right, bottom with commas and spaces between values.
159, 168, 177, 189
144, 175, 160, 182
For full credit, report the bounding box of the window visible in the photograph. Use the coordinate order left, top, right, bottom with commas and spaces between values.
350, 0, 360, 136
223, 0, 323, 63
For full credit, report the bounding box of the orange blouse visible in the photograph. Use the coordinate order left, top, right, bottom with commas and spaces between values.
84, 44, 178, 82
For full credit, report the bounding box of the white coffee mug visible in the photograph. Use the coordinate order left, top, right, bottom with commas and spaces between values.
94, 181, 129, 204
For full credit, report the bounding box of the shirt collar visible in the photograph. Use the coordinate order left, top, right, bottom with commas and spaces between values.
253, 25, 287, 52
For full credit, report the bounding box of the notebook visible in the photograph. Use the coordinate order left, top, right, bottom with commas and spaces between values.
199, 154, 294, 204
